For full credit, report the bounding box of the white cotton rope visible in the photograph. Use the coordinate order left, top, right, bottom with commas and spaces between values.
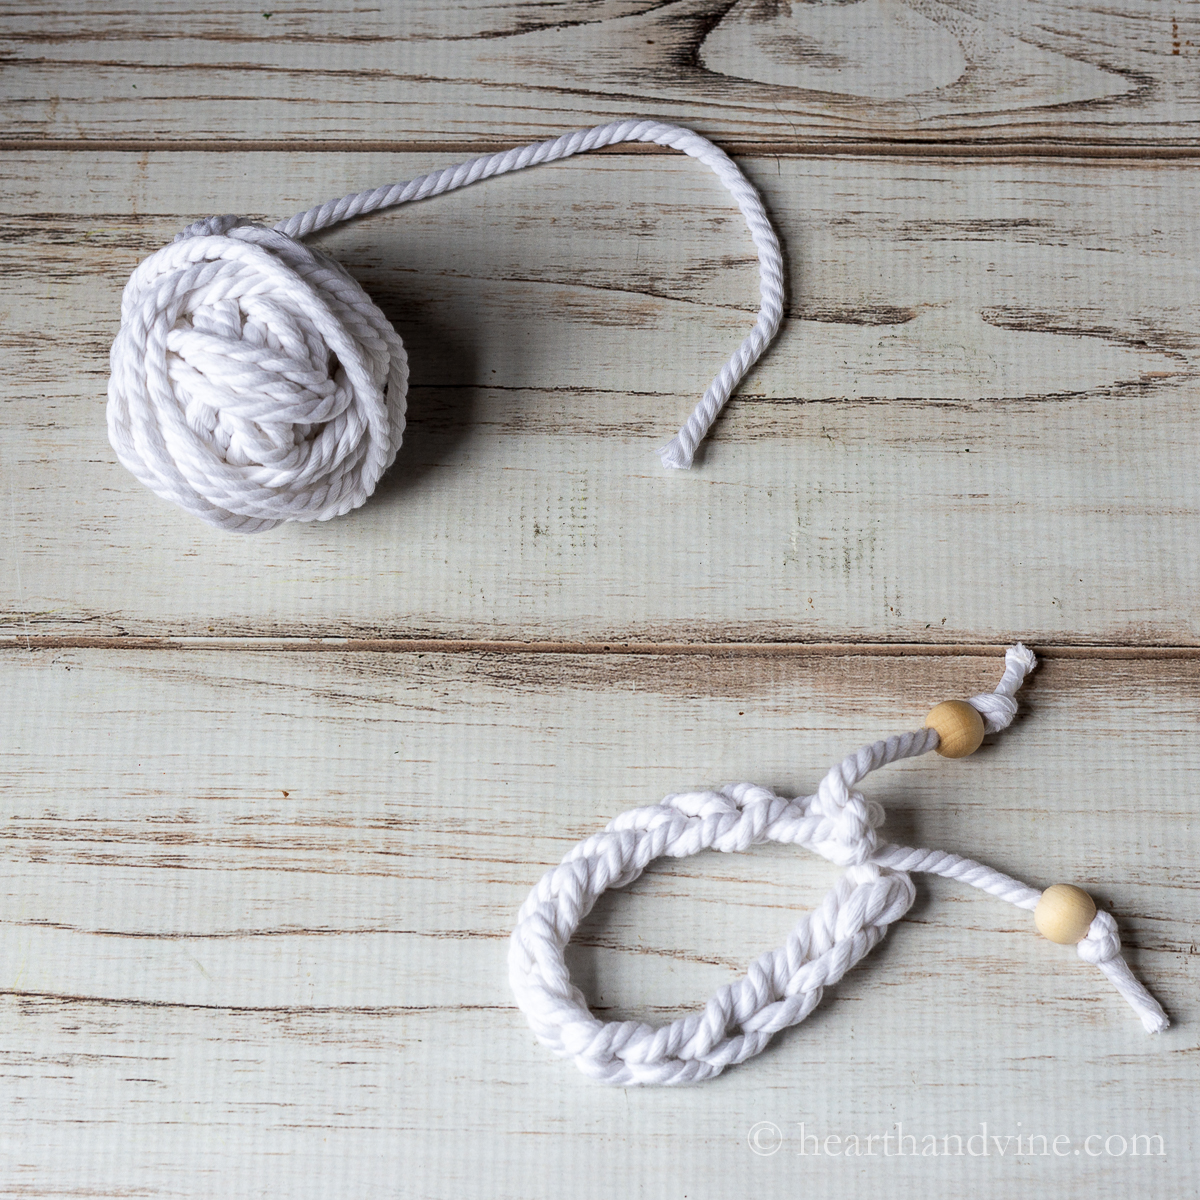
508, 645, 1170, 1086
105, 120, 785, 533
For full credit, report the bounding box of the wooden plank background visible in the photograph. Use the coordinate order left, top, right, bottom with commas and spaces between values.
1, 2, 1198, 1197
2, 0, 1200, 149
4, 151, 1199, 643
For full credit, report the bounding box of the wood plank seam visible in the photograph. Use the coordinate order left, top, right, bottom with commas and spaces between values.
4, 140, 1200, 158
7, 638, 1200, 658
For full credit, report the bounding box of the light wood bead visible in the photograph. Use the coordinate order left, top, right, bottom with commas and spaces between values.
925, 700, 986, 758
1034, 884, 1097, 944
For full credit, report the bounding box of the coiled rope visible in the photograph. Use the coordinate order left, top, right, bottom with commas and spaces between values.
508, 646, 1169, 1086
106, 120, 784, 533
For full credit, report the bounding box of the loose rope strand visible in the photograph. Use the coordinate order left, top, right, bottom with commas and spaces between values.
275, 120, 784, 471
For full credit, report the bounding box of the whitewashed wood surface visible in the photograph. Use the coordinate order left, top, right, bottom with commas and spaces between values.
2, 650, 1196, 1199
2, 0, 1199, 1196
2, 0, 1199, 148
3, 151, 1199, 642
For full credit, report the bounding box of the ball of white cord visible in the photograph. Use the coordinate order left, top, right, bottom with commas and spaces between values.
106, 216, 408, 533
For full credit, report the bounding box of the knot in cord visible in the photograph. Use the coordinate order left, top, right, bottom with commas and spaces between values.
1077, 908, 1123, 965
174, 213, 251, 241
967, 642, 1038, 733
106, 120, 785, 532
509, 645, 1170, 1085
1076, 909, 1169, 1033
808, 734, 928, 866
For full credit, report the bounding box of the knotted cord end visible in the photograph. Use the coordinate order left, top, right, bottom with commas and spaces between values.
968, 641, 1038, 734
1076, 909, 1170, 1033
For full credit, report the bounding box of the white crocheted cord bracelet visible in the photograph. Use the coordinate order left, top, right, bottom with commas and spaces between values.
508, 646, 1169, 1087
106, 121, 784, 533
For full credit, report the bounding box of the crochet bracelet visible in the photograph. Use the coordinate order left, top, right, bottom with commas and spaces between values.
507, 646, 1169, 1086
106, 120, 783, 532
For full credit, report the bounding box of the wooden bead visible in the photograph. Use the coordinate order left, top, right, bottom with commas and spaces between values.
925, 700, 985, 758
1034, 884, 1097, 944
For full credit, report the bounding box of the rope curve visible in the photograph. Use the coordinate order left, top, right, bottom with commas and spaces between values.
508, 646, 1169, 1086
106, 120, 785, 532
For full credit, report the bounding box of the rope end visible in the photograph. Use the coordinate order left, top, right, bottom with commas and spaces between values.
657, 436, 694, 470
1079, 911, 1171, 1035
1141, 1008, 1170, 1034
967, 642, 1039, 734
1006, 642, 1038, 678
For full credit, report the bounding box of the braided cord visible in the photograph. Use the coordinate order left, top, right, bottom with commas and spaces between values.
509, 645, 1169, 1085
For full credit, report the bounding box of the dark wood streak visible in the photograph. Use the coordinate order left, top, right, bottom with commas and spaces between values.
0, 990, 514, 1014
8, 637, 1200, 657
4, 139, 1200, 158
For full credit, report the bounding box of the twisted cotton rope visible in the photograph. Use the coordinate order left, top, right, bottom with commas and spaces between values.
509, 646, 1169, 1086
106, 120, 784, 533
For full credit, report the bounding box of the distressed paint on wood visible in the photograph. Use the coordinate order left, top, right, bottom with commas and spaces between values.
2, 151, 1198, 642
2, 0, 1200, 149
3, 5, 1198, 1194
0, 647, 1195, 1198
